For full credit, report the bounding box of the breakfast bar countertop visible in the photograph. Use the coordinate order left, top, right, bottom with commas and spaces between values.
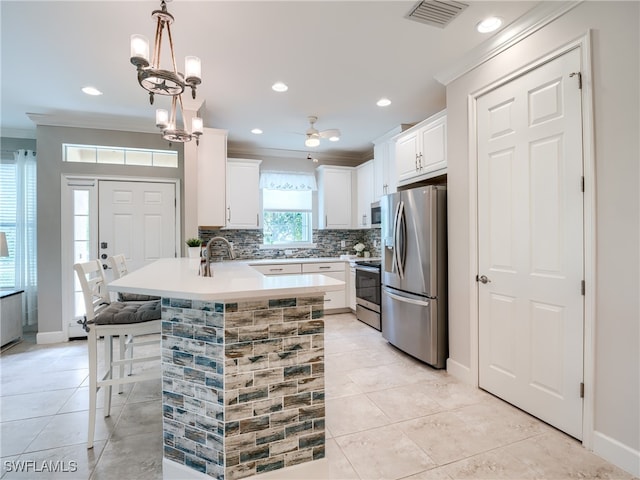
107, 257, 344, 301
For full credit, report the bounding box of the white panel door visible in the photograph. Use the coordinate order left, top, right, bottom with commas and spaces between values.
99, 181, 176, 276
477, 48, 584, 439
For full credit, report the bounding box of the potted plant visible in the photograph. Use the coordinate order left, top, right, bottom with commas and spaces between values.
185, 238, 202, 258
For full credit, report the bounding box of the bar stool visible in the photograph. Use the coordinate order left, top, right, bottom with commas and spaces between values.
107, 254, 161, 382
74, 259, 161, 449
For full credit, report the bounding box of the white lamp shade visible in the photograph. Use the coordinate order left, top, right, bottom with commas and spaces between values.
0, 232, 8, 257
192, 117, 203, 135
305, 136, 320, 148
156, 109, 169, 128
185, 56, 201, 80
130, 34, 149, 62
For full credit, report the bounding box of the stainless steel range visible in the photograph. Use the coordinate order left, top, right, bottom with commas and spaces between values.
355, 260, 381, 330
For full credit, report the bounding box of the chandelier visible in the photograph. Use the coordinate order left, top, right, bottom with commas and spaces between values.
130, 0, 203, 144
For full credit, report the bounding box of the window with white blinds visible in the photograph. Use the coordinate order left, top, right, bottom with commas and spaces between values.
0, 153, 37, 292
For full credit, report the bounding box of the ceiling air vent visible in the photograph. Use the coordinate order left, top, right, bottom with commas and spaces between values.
406, 0, 469, 28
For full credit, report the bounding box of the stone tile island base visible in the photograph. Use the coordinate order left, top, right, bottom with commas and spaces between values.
160, 295, 326, 480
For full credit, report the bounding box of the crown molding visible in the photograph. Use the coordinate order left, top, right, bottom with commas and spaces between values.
26, 112, 157, 134
434, 1, 582, 86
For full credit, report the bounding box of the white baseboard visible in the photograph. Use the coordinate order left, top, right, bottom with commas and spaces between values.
592, 431, 640, 477
446, 357, 476, 386
36, 330, 66, 345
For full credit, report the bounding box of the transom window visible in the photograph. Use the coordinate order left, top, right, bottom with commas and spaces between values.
63, 144, 178, 168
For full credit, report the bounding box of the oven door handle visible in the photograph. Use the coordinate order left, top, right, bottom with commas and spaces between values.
355, 265, 380, 274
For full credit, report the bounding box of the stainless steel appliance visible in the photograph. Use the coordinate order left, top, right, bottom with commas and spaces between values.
381, 186, 447, 368
370, 201, 382, 227
355, 260, 381, 330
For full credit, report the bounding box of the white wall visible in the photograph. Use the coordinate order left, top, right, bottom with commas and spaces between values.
36, 126, 184, 340
445, 1, 638, 473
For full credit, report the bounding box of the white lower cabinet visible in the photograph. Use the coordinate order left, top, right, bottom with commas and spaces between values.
251, 261, 348, 312
302, 262, 346, 311
349, 263, 356, 311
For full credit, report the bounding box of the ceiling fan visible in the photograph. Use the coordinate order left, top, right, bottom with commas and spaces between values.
304, 116, 340, 147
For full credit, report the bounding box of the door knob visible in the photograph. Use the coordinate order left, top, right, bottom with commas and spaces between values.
477, 275, 491, 284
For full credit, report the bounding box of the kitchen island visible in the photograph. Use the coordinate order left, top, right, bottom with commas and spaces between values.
109, 258, 343, 480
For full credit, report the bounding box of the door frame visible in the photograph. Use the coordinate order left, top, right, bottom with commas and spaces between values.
61, 174, 181, 340
467, 33, 596, 448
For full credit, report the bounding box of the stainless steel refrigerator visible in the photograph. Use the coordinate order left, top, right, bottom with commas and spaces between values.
380, 185, 447, 368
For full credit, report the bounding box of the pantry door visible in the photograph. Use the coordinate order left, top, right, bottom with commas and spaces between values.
98, 180, 176, 277
477, 47, 585, 439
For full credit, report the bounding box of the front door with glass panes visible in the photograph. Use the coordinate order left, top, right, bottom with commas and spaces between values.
64, 178, 176, 339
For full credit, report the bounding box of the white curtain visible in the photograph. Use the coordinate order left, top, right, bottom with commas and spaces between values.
13, 150, 37, 327
259, 171, 317, 191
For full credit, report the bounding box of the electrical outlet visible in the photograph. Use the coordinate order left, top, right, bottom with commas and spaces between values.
284, 249, 293, 256
340, 240, 346, 248
374, 240, 378, 247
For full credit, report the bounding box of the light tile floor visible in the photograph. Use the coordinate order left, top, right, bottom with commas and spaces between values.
1, 313, 636, 480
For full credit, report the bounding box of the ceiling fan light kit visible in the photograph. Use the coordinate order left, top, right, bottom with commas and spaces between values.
130, 0, 203, 144
304, 115, 340, 148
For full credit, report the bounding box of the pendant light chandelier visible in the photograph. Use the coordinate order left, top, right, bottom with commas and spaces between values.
130, 0, 203, 144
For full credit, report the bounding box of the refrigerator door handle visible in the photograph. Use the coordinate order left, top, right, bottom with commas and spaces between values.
394, 201, 405, 279
392, 200, 402, 276
383, 288, 430, 307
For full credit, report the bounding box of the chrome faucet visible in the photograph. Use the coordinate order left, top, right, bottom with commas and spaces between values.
201, 236, 236, 277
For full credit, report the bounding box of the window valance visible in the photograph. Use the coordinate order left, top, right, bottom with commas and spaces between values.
259, 171, 317, 191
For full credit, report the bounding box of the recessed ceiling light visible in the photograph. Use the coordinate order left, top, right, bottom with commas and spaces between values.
251, 128, 263, 135
376, 98, 391, 107
82, 86, 103, 96
476, 16, 502, 33
271, 82, 288, 92
328, 135, 340, 142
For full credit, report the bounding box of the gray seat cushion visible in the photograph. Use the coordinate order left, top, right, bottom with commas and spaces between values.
117, 292, 161, 302
95, 300, 161, 325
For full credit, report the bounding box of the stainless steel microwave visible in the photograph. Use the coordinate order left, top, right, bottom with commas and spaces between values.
371, 201, 381, 227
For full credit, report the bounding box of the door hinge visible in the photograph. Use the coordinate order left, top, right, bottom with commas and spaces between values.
580, 382, 585, 398
581, 280, 585, 296
570, 72, 582, 89
581, 176, 585, 192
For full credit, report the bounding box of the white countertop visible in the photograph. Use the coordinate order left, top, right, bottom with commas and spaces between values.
108, 258, 344, 301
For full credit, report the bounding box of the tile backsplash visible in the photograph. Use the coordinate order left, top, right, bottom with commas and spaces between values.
198, 229, 381, 260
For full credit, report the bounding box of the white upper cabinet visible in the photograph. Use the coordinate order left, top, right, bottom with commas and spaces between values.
226, 159, 262, 229
395, 110, 447, 186
356, 160, 374, 228
373, 125, 404, 200
317, 165, 353, 229
197, 128, 227, 227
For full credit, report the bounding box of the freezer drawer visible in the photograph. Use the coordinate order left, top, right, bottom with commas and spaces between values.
381, 286, 447, 368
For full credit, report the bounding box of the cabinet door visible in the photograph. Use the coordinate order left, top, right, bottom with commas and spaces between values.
320, 168, 352, 229
322, 271, 346, 309
395, 131, 420, 184
349, 266, 356, 311
226, 160, 261, 228
373, 144, 385, 200
356, 161, 374, 228
419, 117, 447, 174
197, 129, 227, 227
